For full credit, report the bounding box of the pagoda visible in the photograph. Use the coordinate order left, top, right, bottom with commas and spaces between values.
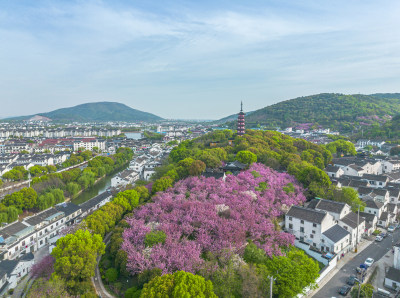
237, 101, 245, 136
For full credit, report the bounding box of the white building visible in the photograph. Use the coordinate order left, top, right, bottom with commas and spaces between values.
384, 243, 400, 290
73, 139, 106, 152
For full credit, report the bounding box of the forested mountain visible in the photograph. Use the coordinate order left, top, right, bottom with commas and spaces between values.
355, 113, 400, 140
7, 102, 163, 122
221, 93, 400, 132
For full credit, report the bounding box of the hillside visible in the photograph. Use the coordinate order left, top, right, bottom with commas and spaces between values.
7, 102, 163, 122
222, 93, 400, 132
356, 113, 400, 140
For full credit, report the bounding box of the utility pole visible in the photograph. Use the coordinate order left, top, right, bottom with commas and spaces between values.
355, 205, 360, 253
269, 276, 276, 298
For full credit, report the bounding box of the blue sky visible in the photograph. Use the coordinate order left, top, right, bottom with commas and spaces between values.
1, 0, 399, 119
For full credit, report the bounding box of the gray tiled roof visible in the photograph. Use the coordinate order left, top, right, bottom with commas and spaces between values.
380, 212, 388, 221
365, 200, 384, 209
323, 224, 350, 243
286, 206, 327, 224
0, 222, 30, 240
55, 202, 81, 217
362, 174, 388, 183
80, 191, 112, 212
386, 267, 400, 283
309, 198, 347, 214
359, 211, 377, 223
358, 187, 373, 195
340, 212, 365, 229
325, 165, 341, 173
387, 203, 397, 213
24, 208, 61, 226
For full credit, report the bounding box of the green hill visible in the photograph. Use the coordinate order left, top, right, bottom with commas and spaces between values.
223, 93, 400, 132
7, 102, 163, 122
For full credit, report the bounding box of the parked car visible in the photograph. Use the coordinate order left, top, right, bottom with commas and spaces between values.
379, 232, 387, 238
388, 226, 395, 233
347, 275, 357, 286
375, 235, 383, 242
364, 258, 374, 267
338, 285, 351, 296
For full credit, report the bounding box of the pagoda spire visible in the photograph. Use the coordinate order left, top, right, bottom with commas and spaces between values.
237, 101, 245, 136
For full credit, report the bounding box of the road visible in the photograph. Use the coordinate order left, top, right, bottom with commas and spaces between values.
92, 233, 114, 298
315, 228, 400, 298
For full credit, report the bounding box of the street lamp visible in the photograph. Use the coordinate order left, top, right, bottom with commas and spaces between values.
355, 205, 360, 253
268, 275, 277, 298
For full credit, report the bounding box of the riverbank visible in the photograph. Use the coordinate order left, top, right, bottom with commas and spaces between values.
71, 162, 130, 205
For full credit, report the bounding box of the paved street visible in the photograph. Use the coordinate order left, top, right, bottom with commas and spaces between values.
314, 228, 400, 298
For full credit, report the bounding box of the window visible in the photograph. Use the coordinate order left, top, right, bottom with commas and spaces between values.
313, 243, 316, 247
321, 239, 325, 243
312, 230, 316, 234
289, 224, 293, 229
300, 220, 304, 224
313, 223, 317, 227
326, 247, 329, 252
300, 227, 304, 232
22, 241, 25, 246
30, 236, 33, 241
288, 217, 292, 221
56, 222, 59, 226
40, 240, 43, 245
310, 234, 314, 239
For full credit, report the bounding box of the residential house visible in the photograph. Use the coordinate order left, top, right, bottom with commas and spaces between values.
0, 253, 34, 296
325, 165, 344, 178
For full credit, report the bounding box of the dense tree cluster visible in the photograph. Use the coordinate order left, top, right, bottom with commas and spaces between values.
0, 148, 133, 223
122, 164, 306, 275
51, 229, 105, 295
141, 271, 217, 298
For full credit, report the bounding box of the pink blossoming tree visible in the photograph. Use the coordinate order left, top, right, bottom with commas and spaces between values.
122, 163, 305, 274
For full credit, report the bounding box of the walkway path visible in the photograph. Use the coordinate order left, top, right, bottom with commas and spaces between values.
92, 233, 114, 298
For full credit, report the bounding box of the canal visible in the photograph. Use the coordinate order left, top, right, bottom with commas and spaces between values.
125, 132, 142, 139
71, 164, 129, 205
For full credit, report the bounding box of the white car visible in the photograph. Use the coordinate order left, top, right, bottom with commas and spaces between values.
375, 235, 383, 242
388, 226, 395, 233
364, 258, 374, 267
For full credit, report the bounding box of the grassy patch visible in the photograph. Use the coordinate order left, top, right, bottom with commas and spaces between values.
372, 229, 381, 236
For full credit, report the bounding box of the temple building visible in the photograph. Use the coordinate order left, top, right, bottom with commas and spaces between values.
237, 102, 245, 136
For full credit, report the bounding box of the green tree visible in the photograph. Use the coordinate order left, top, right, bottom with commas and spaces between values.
350, 283, 374, 298
235, 150, 257, 164
144, 230, 167, 247
264, 248, 320, 297
141, 271, 217, 298
326, 140, 356, 156
328, 187, 366, 212
244, 243, 320, 297
105, 268, 118, 283
189, 160, 206, 176
152, 176, 173, 194
51, 229, 105, 294
66, 182, 81, 197
28, 276, 72, 298
390, 146, 400, 156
